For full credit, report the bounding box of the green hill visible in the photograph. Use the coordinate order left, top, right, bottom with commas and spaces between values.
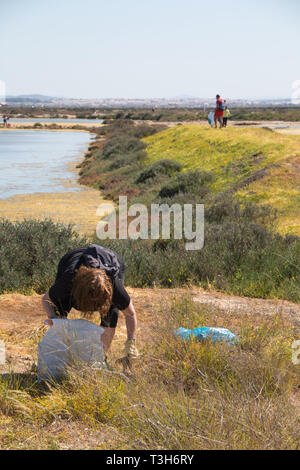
77, 120, 300, 302
143, 125, 300, 235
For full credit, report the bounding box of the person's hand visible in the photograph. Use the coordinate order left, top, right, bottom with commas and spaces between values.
116, 339, 139, 372
125, 338, 139, 359
44, 316, 61, 326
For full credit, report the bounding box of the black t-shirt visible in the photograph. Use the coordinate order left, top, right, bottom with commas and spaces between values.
48, 245, 130, 316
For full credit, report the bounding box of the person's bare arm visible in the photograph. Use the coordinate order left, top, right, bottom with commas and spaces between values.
117, 301, 139, 370
122, 301, 137, 339
42, 291, 59, 319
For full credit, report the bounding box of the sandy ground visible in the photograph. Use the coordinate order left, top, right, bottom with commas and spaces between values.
0, 189, 109, 236
0, 287, 299, 375
276, 128, 300, 135
0, 287, 299, 449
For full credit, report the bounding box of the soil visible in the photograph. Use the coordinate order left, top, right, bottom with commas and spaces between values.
0, 288, 299, 375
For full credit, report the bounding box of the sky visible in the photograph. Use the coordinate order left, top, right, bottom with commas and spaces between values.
0, 0, 299, 100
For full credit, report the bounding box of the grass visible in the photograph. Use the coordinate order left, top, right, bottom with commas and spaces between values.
1, 117, 298, 450
1, 122, 299, 301
0, 189, 110, 237
76, 121, 300, 302
143, 125, 300, 235
0, 295, 299, 450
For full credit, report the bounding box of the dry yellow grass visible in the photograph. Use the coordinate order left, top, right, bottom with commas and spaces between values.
0, 189, 108, 236
0, 290, 299, 450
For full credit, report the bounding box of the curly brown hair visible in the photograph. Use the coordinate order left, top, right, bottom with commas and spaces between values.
72, 265, 113, 317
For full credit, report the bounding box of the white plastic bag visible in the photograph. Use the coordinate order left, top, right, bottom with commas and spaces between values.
37, 318, 105, 382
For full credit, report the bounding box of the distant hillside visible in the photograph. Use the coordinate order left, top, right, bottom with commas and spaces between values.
6, 94, 59, 103
143, 125, 300, 235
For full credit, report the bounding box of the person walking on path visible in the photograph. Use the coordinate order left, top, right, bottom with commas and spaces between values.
2, 115, 7, 127
42, 244, 139, 368
223, 105, 231, 127
214, 94, 224, 128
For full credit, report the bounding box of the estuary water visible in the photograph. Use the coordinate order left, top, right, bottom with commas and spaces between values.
0, 130, 91, 198
8, 118, 104, 124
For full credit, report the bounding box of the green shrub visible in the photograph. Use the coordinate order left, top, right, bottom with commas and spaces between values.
100, 135, 147, 161
206, 195, 276, 227
136, 159, 182, 183
96, 206, 300, 301
108, 151, 146, 170
129, 123, 166, 139
78, 116, 300, 302
0, 219, 87, 294
158, 170, 214, 198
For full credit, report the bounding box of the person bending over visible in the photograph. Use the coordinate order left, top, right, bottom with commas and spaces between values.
42, 244, 138, 366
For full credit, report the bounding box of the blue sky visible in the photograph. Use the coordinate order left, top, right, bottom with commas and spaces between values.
0, 0, 299, 99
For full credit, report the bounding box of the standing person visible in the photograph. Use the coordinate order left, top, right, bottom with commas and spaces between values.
223, 105, 231, 127
42, 244, 139, 368
214, 94, 224, 128
3, 115, 7, 127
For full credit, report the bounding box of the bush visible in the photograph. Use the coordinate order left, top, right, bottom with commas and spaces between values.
0, 219, 87, 294
104, 118, 135, 135
136, 159, 182, 183
77, 116, 300, 302
206, 194, 276, 227
108, 151, 146, 170
100, 135, 147, 161
95, 202, 300, 302
129, 123, 166, 139
159, 170, 214, 198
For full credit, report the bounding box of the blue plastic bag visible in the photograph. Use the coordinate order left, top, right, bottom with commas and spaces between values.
174, 327, 237, 345
208, 111, 215, 127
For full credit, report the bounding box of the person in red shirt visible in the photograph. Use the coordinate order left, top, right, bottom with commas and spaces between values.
214, 94, 224, 128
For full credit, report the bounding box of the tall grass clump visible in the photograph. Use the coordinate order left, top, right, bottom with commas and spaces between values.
0, 296, 298, 449
113, 296, 299, 449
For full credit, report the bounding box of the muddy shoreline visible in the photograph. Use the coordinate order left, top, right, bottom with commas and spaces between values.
0, 125, 109, 235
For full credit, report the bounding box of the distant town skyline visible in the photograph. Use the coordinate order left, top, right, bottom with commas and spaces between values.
1, 0, 299, 100
3, 93, 296, 101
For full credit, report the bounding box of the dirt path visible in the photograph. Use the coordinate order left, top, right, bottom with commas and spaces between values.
189, 288, 300, 324
0, 287, 299, 374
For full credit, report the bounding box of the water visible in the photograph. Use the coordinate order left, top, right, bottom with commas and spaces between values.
271, 124, 300, 128
8, 118, 104, 124
0, 130, 91, 198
